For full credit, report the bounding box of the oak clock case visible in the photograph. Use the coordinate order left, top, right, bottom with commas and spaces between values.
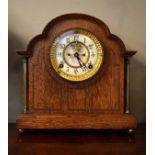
16, 14, 137, 132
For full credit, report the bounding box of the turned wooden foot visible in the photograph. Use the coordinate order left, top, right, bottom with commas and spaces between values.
18, 129, 24, 134
128, 129, 134, 135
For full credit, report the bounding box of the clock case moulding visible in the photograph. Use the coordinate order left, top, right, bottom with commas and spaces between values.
16, 13, 137, 131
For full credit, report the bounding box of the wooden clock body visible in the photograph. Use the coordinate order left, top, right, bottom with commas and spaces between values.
16, 14, 137, 130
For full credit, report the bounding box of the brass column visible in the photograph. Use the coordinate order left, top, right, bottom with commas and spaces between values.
125, 57, 130, 114
124, 51, 136, 114
22, 58, 28, 113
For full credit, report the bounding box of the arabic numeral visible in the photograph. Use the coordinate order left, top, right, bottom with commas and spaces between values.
81, 67, 87, 72
74, 35, 79, 41
91, 52, 96, 57
59, 44, 65, 49
74, 68, 78, 74
56, 52, 62, 56
83, 38, 86, 43
66, 67, 70, 72
89, 44, 94, 49
66, 38, 70, 44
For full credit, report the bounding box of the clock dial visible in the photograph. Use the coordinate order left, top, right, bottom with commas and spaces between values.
50, 29, 103, 81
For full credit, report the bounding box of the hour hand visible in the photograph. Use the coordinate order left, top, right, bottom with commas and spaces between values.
74, 52, 88, 70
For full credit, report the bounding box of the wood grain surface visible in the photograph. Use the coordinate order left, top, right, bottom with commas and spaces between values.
17, 114, 137, 129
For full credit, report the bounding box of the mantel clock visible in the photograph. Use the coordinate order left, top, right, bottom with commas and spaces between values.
16, 14, 137, 133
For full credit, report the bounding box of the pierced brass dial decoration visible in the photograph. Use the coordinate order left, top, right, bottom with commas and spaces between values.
50, 29, 104, 81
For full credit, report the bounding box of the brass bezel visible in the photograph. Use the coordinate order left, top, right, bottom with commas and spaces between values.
50, 29, 104, 82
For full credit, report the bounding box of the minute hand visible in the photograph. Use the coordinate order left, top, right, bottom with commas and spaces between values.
76, 54, 87, 68
76, 55, 83, 67
80, 59, 87, 68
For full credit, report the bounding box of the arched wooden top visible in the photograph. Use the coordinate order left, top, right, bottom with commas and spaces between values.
17, 13, 127, 57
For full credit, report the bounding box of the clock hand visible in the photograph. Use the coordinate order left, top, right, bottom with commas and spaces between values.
74, 53, 87, 69
74, 53, 83, 67
80, 60, 87, 69
77, 58, 83, 67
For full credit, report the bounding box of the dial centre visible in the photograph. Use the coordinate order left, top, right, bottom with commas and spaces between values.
63, 42, 89, 68
74, 53, 79, 57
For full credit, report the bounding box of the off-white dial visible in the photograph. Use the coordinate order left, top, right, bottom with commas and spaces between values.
50, 29, 103, 81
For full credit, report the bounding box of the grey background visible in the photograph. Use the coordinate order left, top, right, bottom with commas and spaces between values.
8, 0, 146, 123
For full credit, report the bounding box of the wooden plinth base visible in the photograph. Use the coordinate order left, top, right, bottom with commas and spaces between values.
16, 113, 137, 129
